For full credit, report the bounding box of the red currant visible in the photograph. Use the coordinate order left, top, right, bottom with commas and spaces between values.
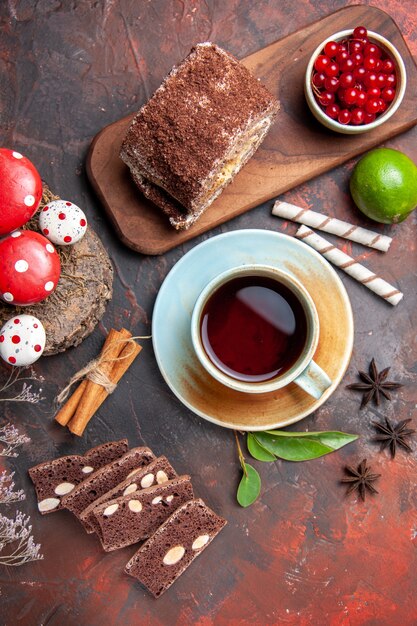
353, 26, 367, 39
352, 52, 364, 67
339, 72, 354, 88
336, 50, 349, 65
314, 55, 331, 72
363, 71, 378, 88
340, 57, 355, 72
324, 76, 340, 92
318, 91, 335, 106
363, 112, 376, 124
376, 73, 387, 89
349, 40, 363, 54
351, 108, 365, 125
363, 55, 378, 71
353, 66, 367, 83
356, 90, 367, 106
386, 73, 397, 87
324, 61, 339, 77
364, 43, 381, 58
325, 103, 340, 119
365, 98, 380, 114
312, 72, 326, 88
382, 59, 395, 74
381, 87, 395, 102
367, 86, 381, 99
338, 109, 352, 124
324, 41, 339, 57
344, 87, 358, 105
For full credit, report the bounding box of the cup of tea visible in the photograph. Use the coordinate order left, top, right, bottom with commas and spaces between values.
190, 264, 332, 398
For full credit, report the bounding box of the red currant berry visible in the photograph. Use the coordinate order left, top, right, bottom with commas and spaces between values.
381, 87, 395, 102
363, 55, 378, 71
349, 40, 363, 54
363, 112, 376, 124
351, 108, 365, 125
314, 55, 331, 72
363, 71, 378, 88
353, 66, 367, 83
340, 57, 355, 72
382, 58, 395, 74
386, 73, 397, 87
365, 98, 380, 114
367, 86, 381, 98
378, 99, 388, 113
364, 43, 381, 58
353, 26, 367, 39
318, 91, 335, 106
324, 41, 339, 57
376, 73, 387, 89
312, 72, 326, 88
324, 76, 340, 92
338, 109, 352, 125
325, 103, 340, 119
344, 87, 358, 105
336, 50, 349, 65
352, 52, 364, 66
356, 90, 367, 106
324, 61, 339, 77
339, 72, 354, 88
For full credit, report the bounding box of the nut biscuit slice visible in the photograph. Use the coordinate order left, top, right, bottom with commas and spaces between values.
28, 439, 129, 514
81, 456, 177, 536
61, 446, 155, 532
92, 475, 193, 551
125, 498, 226, 597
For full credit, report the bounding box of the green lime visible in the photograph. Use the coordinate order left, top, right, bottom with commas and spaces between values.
350, 148, 417, 224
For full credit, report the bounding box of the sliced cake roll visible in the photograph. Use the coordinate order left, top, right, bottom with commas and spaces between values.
92, 475, 193, 551
125, 498, 226, 597
120, 42, 279, 230
28, 439, 129, 514
80, 456, 177, 536
61, 446, 155, 531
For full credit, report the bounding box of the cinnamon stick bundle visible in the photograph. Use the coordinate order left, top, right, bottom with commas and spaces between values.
55, 328, 142, 436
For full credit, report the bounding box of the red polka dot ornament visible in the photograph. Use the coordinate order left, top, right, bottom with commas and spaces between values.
0, 148, 43, 235
0, 314, 46, 366
39, 199, 88, 245
0, 230, 61, 305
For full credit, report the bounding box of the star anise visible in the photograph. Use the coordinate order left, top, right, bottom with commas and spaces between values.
341, 459, 381, 501
372, 417, 415, 458
346, 358, 403, 408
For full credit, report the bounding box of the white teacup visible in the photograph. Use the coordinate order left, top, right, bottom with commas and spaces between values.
191, 265, 331, 398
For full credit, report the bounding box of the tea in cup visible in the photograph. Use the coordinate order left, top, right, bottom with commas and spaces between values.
191, 265, 331, 398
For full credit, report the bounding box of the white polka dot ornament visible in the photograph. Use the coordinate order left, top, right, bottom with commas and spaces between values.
0, 148, 42, 235
0, 314, 46, 366
0, 230, 61, 305
39, 200, 87, 245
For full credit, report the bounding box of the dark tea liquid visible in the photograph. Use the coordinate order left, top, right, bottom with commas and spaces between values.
200, 275, 308, 383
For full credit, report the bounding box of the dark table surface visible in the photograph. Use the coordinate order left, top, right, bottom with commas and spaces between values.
1, 1, 416, 625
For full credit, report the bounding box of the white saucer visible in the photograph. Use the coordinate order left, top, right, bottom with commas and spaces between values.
152, 229, 354, 431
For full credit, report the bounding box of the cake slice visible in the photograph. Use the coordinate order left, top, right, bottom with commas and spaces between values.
28, 439, 129, 514
80, 456, 177, 536
61, 446, 155, 531
120, 42, 279, 230
92, 476, 194, 551
125, 498, 226, 597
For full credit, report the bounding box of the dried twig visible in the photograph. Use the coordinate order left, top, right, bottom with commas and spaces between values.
0, 471, 25, 504
0, 511, 43, 566
0, 424, 30, 458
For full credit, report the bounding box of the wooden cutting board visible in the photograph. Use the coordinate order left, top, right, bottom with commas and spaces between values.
87, 5, 417, 255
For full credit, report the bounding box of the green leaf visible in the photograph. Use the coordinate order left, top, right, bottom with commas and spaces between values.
247, 433, 277, 462
237, 463, 261, 507
255, 430, 358, 462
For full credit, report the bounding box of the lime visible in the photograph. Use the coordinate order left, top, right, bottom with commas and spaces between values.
350, 148, 417, 224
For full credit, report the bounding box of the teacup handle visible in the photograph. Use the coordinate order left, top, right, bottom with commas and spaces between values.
293, 360, 332, 399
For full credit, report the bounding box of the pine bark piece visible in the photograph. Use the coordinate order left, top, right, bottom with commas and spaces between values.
125, 499, 226, 597
28, 439, 129, 514
81, 456, 177, 536
92, 476, 194, 551
61, 446, 155, 531
0, 184, 113, 354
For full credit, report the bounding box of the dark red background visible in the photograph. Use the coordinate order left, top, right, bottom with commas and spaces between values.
0, 1, 416, 625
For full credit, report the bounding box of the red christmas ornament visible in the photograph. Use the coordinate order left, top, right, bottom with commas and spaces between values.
0, 148, 42, 235
0, 230, 61, 305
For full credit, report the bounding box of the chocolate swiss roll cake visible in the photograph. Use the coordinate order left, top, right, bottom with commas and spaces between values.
125, 498, 226, 597
28, 439, 129, 514
61, 446, 155, 532
92, 476, 194, 551
120, 42, 279, 230
80, 456, 177, 536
